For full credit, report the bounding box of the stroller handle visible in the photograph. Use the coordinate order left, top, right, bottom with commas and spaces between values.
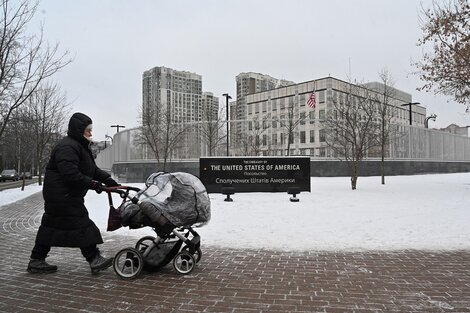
104, 186, 141, 203
105, 185, 141, 193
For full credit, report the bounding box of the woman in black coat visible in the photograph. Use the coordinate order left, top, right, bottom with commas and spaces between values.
27, 112, 119, 274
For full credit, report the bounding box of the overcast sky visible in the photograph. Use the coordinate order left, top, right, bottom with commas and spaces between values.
32, 0, 469, 140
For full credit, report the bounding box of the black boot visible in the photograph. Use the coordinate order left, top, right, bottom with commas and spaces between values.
27, 259, 58, 273
89, 253, 113, 274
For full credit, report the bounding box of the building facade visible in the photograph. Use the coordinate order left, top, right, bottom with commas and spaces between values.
142, 66, 219, 159
439, 124, 469, 136
200, 92, 221, 156
232, 72, 294, 152
244, 76, 427, 157
143, 66, 203, 124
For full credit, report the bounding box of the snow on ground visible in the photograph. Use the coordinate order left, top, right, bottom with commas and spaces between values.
2, 173, 470, 251
0, 184, 43, 207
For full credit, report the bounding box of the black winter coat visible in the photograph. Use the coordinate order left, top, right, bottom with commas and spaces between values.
35, 113, 111, 247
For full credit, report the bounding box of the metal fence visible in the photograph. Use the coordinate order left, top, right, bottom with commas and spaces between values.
96, 124, 470, 171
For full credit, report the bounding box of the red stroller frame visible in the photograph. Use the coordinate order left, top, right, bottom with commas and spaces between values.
104, 186, 202, 279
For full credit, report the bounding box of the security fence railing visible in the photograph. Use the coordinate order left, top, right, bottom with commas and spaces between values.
96, 122, 470, 172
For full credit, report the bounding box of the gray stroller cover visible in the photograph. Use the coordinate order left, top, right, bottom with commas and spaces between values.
120, 172, 211, 228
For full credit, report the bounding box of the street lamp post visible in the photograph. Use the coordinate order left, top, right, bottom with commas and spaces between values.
222, 93, 232, 156
424, 114, 437, 128
111, 124, 125, 133
105, 134, 113, 148
400, 102, 420, 126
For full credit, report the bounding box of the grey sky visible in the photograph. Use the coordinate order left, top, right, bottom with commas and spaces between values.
33, 0, 467, 140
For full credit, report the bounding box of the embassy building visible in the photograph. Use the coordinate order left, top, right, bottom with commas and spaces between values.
97, 72, 470, 181
242, 76, 427, 158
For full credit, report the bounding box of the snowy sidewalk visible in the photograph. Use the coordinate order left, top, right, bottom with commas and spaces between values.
1, 192, 470, 312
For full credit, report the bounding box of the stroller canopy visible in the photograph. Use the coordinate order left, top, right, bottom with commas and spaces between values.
137, 172, 211, 227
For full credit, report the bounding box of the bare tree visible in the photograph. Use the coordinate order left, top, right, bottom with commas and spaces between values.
277, 98, 307, 156
238, 114, 271, 156
323, 82, 379, 190
0, 112, 22, 169
138, 104, 187, 171
24, 82, 70, 185
414, 0, 470, 106
14, 109, 34, 176
376, 69, 399, 185
200, 106, 226, 156
0, 0, 71, 141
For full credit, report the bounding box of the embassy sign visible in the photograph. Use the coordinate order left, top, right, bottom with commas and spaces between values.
200, 157, 311, 193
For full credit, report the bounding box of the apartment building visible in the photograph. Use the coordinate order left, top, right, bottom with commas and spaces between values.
142, 66, 217, 158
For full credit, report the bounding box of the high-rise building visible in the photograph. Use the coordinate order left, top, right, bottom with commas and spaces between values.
200, 92, 222, 156
142, 66, 205, 158
201, 92, 219, 121
143, 66, 202, 123
232, 72, 294, 152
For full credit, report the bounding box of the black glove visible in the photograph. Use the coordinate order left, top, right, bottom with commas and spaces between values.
103, 177, 119, 187
90, 180, 105, 193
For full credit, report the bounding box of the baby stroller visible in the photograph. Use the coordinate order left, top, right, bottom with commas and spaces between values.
104, 172, 211, 279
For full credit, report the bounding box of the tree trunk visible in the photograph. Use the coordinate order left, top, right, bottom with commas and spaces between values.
350, 161, 359, 190
381, 121, 386, 185
38, 168, 43, 186
351, 175, 357, 190
381, 144, 385, 185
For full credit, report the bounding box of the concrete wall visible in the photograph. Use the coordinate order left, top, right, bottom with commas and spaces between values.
111, 159, 470, 183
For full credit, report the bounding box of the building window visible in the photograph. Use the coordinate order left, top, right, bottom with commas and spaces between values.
319, 90, 325, 103
272, 99, 277, 111
309, 110, 315, 124
272, 133, 277, 145
288, 96, 294, 107
310, 130, 315, 143
300, 112, 306, 125
319, 129, 326, 142
300, 131, 306, 143
319, 109, 325, 120
299, 94, 305, 106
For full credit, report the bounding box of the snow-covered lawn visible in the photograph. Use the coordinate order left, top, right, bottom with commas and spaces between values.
3, 173, 470, 251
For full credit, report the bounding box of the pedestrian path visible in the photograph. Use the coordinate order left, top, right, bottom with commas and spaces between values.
0, 193, 469, 312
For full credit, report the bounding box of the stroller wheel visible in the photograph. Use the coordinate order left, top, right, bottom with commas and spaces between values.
173, 251, 196, 275
113, 248, 143, 279
135, 236, 156, 254
182, 246, 202, 263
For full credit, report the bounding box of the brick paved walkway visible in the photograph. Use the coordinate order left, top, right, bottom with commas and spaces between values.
1, 193, 470, 313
